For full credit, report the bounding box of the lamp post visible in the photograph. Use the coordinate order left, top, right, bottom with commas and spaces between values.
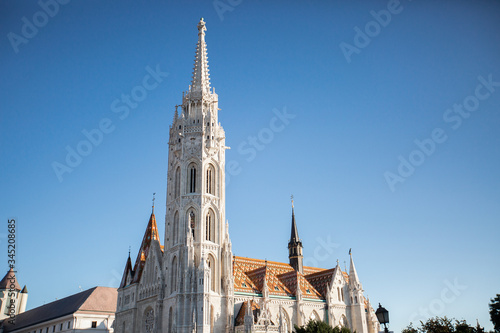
375, 303, 389, 333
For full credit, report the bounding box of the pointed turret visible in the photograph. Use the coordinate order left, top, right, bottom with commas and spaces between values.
0, 268, 21, 291
288, 199, 303, 273
349, 249, 362, 289
190, 18, 211, 95
119, 251, 133, 288
132, 207, 160, 283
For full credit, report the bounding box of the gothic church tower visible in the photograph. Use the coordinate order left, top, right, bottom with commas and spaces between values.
163, 18, 234, 333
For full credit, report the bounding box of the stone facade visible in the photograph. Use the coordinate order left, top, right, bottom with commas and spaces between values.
115, 18, 380, 333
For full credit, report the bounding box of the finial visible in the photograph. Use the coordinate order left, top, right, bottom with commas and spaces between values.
349, 248, 352, 256
291, 194, 294, 208
197, 18, 206, 33
128, 246, 131, 257
336, 259, 339, 266
152, 193, 156, 213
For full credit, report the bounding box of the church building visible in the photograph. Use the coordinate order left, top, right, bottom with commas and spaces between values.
115, 18, 381, 333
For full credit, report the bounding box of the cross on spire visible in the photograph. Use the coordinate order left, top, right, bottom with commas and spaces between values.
152, 193, 156, 213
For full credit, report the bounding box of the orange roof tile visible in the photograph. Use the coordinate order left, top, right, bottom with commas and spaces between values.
233, 256, 330, 300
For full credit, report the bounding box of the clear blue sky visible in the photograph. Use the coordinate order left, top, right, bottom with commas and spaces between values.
1, 0, 499, 331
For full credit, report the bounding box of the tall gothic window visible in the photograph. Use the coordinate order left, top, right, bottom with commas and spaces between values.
168, 307, 173, 332
171, 256, 177, 294
189, 210, 196, 241
207, 255, 216, 292
144, 308, 154, 333
188, 164, 197, 193
206, 164, 215, 195
173, 212, 179, 245
205, 209, 215, 242
174, 167, 180, 197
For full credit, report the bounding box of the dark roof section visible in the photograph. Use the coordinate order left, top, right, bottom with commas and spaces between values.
290, 206, 299, 243
21, 285, 28, 294
0, 268, 21, 291
119, 254, 133, 289
1, 287, 117, 332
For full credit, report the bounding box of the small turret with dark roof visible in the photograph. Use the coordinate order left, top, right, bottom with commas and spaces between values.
0, 268, 28, 320
288, 199, 303, 273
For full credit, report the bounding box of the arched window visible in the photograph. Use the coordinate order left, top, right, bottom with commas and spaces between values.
189, 210, 196, 241
144, 308, 154, 333
188, 164, 197, 193
310, 310, 320, 322
174, 167, 180, 197
341, 288, 344, 302
173, 212, 179, 245
207, 255, 216, 292
206, 164, 215, 195
354, 296, 358, 304
168, 307, 173, 332
171, 257, 177, 294
337, 287, 341, 301
205, 209, 215, 242
281, 308, 291, 333
340, 315, 348, 328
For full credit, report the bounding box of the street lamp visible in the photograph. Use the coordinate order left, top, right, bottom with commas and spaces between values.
375, 303, 389, 333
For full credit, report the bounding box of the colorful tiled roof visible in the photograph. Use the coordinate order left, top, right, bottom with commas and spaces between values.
233, 256, 343, 301
132, 211, 160, 284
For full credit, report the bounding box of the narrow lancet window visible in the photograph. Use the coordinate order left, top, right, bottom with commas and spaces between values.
188, 164, 197, 193
206, 164, 215, 195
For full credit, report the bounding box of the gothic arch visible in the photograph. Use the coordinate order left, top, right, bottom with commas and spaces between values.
281, 308, 291, 333
168, 307, 173, 332
171, 256, 178, 294
205, 163, 216, 195
310, 310, 320, 322
207, 253, 216, 292
187, 162, 198, 193
174, 166, 181, 198
339, 315, 348, 328
186, 207, 197, 241
143, 307, 154, 333
173, 211, 179, 245
205, 208, 215, 242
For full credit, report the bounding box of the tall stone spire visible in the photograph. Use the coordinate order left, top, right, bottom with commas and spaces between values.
288, 198, 303, 273
190, 18, 211, 95
349, 250, 362, 289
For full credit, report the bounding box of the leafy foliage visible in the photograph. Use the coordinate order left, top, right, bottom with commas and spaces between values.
401, 317, 483, 333
490, 294, 500, 333
294, 320, 353, 333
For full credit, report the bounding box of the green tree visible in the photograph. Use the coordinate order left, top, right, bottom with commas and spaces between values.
490, 294, 500, 333
294, 320, 353, 333
420, 317, 455, 333
401, 317, 477, 333
455, 320, 474, 333
401, 323, 418, 333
